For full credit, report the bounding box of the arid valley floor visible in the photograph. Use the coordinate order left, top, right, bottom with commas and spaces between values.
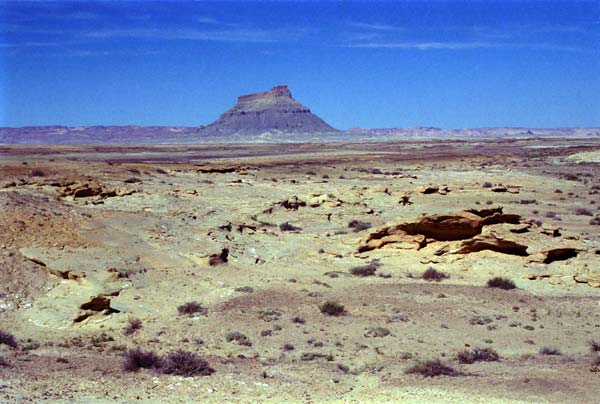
1, 138, 600, 403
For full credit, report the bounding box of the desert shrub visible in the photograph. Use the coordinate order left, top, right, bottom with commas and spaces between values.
123, 347, 161, 372
563, 173, 579, 181
282, 343, 295, 351
405, 359, 463, 377
279, 222, 302, 232
365, 326, 391, 338
156, 168, 168, 174
258, 309, 282, 322
349, 261, 380, 277
590, 217, 600, 226
487, 277, 516, 290
348, 220, 372, 232
469, 316, 493, 326
124, 318, 142, 336
30, 169, 46, 177
588, 340, 600, 353
545, 211, 557, 218
225, 332, 252, 346
124, 177, 142, 184
575, 208, 594, 216
539, 346, 562, 356
0, 331, 18, 348
482, 182, 493, 188
291, 316, 305, 324
422, 267, 449, 282
301, 352, 333, 361
319, 301, 346, 316
160, 350, 214, 377
457, 347, 499, 364
0, 357, 9, 367
234, 286, 254, 293
177, 301, 208, 316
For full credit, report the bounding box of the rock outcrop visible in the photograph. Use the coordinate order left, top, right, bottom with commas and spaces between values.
358, 208, 521, 252
202, 85, 338, 135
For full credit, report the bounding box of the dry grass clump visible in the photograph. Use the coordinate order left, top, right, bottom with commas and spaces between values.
348, 220, 372, 232
487, 277, 516, 290
405, 359, 463, 377
123, 348, 214, 377
123, 347, 161, 372
539, 346, 562, 356
225, 332, 252, 347
124, 177, 142, 183
349, 261, 380, 277
30, 168, 46, 177
319, 301, 346, 316
160, 350, 215, 377
457, 347, 499, 364
177, 301, 208, 316
0, 331, 18, 348
279, 222, 302, 232
422, 267, 449, 282
124, 318, 142, 336
575, 208, 594, 216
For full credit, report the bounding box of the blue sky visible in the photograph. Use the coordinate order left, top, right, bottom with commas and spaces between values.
1, 0, 599, 129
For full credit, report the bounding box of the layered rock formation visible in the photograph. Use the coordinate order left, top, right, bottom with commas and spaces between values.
202, 85, 338, 135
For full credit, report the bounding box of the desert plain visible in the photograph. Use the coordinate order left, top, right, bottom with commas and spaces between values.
0, 138, 600, 403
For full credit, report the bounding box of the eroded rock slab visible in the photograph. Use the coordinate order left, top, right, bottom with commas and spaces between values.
358, 208, 522, 252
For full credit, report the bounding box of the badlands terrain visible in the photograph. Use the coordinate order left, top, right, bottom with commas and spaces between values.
0, 138, 599, 403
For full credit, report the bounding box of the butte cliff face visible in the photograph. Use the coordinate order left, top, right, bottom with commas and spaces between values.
202, 85, 338, 135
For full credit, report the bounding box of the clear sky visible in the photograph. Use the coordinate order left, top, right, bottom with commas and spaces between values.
1, 0, 599, 129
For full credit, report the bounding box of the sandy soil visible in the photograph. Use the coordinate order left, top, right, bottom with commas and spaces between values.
0, 138, 599, 403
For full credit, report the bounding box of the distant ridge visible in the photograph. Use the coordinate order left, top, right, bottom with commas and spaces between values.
2, 125, 599, 144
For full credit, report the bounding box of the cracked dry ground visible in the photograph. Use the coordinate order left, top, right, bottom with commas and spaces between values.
0, 138, 599, 403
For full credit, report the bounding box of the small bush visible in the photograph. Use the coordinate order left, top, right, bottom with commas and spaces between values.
177, 301, 208, 316
457, 347, 499, 364
539, 346, 562, 356
279, 222, 302, 232
124, 318, 142, 336
588, 340, 600, 353
482, 182, 493, 188
405, 359, 463, 377
319, 301, 346, 316
545, 211, 557, 218
575, 208, 594, 216
30, 169, 46, 177
160, 350, 214, 377
365, 326, 391, 338
590, 217, 600, 226
348, 220, 372, 232
422, 267, 449, 282
124, 177, 142, 184
123, 347, 161, 372
291, 316, 305, 324
0, 331, 18, 348
349, 261, 380, 277
156, 168, 168, 174
282, 343, 295, 351
225, 332, 252, 346
487, 277, 516, 290
0, 357, 9, 367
